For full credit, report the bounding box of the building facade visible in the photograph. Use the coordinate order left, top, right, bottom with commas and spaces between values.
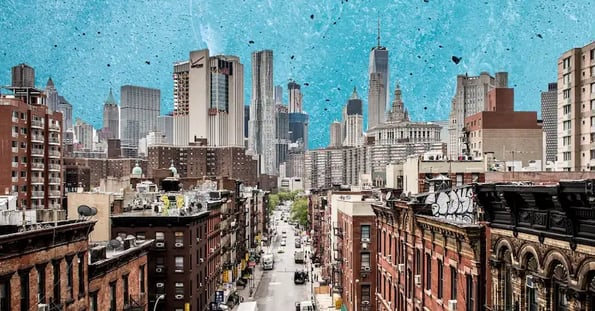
476, 179, 595, 311
448, 72, 508, 159
248, 50, 277, 175
120, 85, 160, 155
343, 87, 364, 148
275, 104, 289, 170
367, 34, 389, 131
102, 88, 120, 140
556, 41, 595, 171
288, 81, 303, 113
329, 121, 342, 148
74, 118, 94, 151
541, 82, 558, 164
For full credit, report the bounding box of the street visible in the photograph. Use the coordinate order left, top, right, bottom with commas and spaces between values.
254, 210, 311, 311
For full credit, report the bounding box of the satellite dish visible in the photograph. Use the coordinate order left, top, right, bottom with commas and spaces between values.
386, 191, 393, 201
108, 239, 122, 250
77, 205, 97, 217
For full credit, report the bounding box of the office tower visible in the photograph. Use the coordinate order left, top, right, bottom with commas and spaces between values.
249, 50, 276, 175
102, 88, 120, 140
367, 21, 389, 131
556, 41, 595, 171
275, 104, 289, 169
11, 63, 35, 88
329, 121, 342, 148
274, 85, 283, 105
342, 87, 364, 147
57, 96, 72, 131
172, 49, 244, 147
244, 105, 250, 140
541, 82, 558, 163
45, 77, 59, 112
120, 85, 160, 156
74, 118, 94, 151
288, 81, 303, 113
0, 73, 63, 210
158, 114, 174, 145
447, 71, 508, 159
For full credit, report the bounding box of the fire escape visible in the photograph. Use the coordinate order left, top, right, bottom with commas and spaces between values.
332, 226, 343, 295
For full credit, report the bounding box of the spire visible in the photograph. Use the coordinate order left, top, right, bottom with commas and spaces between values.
105, 88, 117, 105
46, 77, 55, 89
350, 86, 359, 100
377, 15, 381, 48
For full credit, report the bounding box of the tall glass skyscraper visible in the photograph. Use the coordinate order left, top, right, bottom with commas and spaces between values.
367, 23, 389, 131
120, 85, 160, 155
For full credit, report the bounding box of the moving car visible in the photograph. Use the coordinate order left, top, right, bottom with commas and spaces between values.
294, 250, 305, 263
280, 239, 286, 246
295, 300, 314, 311
294, 270, 307, 284
262, 253, 274, 270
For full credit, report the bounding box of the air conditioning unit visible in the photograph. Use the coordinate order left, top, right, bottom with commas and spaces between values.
362, 301, 370, 305
175, 294, 184, 299
362, 243, 368, 250
361, 238, 370, 243
175, 242, 183, 248
156, 267, 163, 273
199, 258, 204, 263
526, 275, 534, 288
156, 283, 164, 288
199, 282, 203, 287
196, 238, 201, 242
398, 264, 405, 273
414, 274, 421, 286
210, 248, 215, 253
155, 242, 165, 248
38, 304, 49, 311
387, 255, 392, 263
448, 300, 457, 311
364, 266, 371, 272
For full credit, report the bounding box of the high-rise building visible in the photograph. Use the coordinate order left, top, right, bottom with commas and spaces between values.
541, 82, 558, 163
556, 41, 595, 171
172, 49, 244, 147
329, 121, 342, 148
447, 71, 508, 159
248, 50, 276, 175
157, 114, 174, 145
275, 104, 289, 170
274, 85, 283, 105
244, 105, 250, 140
102, 88, 119, 140
1, 77, 63, 210
367, 21, 389, 131
45, 77, 59, 112
288, 81, 303, 113
289, 112, 309, 150
11, 63, 35, 88
57, 95, 72, 131
74, 118, 94, 151
120, 85, 160, 156
342, 87, 364, 147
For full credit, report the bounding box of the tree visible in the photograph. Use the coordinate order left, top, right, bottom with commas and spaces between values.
267, 194, 279, 216
290, 198, 308, 227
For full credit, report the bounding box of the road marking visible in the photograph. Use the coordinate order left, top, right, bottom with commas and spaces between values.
268, 282, 282, 285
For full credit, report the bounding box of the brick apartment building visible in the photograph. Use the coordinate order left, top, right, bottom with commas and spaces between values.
0, 220, 94, 310
476, 180, 595, 311
333, 196, 378, 311
0, 91, 63, 210
147, 145, 258, 186
62, 157, 148, 189
88, 238, 152, 311
372, 187, 487, 311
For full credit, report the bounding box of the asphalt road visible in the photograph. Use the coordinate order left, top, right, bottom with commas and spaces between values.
255, 211, 311, 311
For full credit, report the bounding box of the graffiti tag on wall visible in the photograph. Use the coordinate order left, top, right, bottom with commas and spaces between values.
421, 185, 476, 223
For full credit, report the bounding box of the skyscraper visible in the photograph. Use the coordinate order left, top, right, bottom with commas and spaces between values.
249, 50, 276, 175
120, 85, 160, 155
172, 49, 244, 147
288, 81, 303, 113
447, 72, 508, 159
274, 85, 283, 105
275, 104, 289, 169
74, 118, 94, 151
367, 21, 389, 131
57, 96, 72, 131
157, 114, 174, 145
329, 121, 342, 148
342, 87, 364, 147
541, 82, 558, 163
102, 88, 119, 140
11, 63, 35, 88
45, 77, 59, 112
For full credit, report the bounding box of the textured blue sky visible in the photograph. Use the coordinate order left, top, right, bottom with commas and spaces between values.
0, 0, 593, 149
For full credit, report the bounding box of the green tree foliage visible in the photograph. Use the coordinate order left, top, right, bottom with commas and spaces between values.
267, 194, 279, 215
278, 190, 301, 202
290, 198, 308, 227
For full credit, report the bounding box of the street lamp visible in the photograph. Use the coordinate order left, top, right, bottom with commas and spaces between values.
355, 279, 360, 311
152, 294, 165, 311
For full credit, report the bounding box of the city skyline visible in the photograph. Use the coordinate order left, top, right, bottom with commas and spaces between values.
0, 1, 593, 149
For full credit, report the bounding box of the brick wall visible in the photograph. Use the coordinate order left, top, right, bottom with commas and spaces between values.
485, 171, 595, 183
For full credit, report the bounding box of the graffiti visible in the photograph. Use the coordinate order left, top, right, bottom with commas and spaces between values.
421, 186, 476, 223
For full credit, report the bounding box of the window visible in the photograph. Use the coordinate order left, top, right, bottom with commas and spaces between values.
136, 232, 146, 241
66, 256, 74, 300
78, 253, 85, 297
139, 265, 146, 294
37, 265, 46, 304
175, 231, 184, 246
175, 256, 185, 272
19, 270, 29, 311
555, 283, 569, 311
361, 284, 371, 303
155, 232, 165, 240
437, 259, 443, 299
450, 266, 457, 300
360, 253, 370, 270
425, 253, 431, 290
123, 274, 129, 306
466, 274, 474, 311
53, 260, 61, 304
456, 173, 463, 186
175, 282, 184, 298
0, 278, 10, 311
407, 268, 413, 299
109, 281, 117, 311
89, 292, 98, 311
360, 225, 370, 241
526, 276, 536, 311
415, 249, 421, 275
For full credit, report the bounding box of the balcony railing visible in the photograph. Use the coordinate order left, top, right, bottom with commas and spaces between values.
49, 123, 61, 131
32, 163, 45, 170
49, 178, 61, 184
31, 191, 44, 198
31, 177, 44, 184
49, 150, 61, 157
49, 191, 61, 197
49, 137, 60, 145
31, 120, 44, 128
31, 135, 44, 143
49, 164, 60, 171
31, 148, 44, 155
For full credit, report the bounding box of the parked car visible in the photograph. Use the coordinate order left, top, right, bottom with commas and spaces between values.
280, 239, 286, 246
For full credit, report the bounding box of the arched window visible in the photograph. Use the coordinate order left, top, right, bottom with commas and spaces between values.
501, 249, 513, 309
551, 262, 569, 311
524, 255, 539, 311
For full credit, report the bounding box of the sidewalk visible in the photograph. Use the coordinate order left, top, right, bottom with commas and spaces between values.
311, 260, 335, 310
232, 265, 264, 310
